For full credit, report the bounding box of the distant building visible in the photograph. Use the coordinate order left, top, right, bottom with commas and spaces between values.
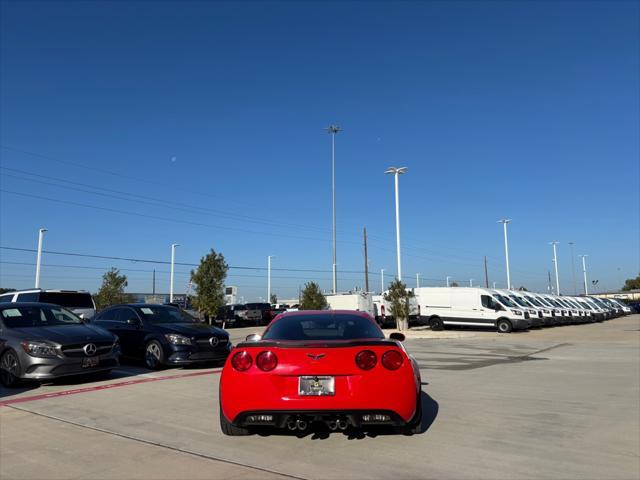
591, 290, 640, 301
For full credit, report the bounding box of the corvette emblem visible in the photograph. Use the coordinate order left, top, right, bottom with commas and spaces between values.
307, 353, 325, 360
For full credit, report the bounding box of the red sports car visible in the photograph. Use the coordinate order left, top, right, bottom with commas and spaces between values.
219, 310, 422, 435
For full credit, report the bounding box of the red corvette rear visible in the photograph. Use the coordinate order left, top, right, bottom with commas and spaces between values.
219, 310, 422, 435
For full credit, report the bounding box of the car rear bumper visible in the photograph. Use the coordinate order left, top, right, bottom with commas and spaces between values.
231, 409, 411, 429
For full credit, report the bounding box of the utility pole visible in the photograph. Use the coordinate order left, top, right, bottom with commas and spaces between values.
363, 227, 369, 292
327, 125, 341, 294
498, 219, 512, 289
550, 241, 560, 295
484, 256, 489, 288
446, 276, 451, 287
580, 255, 589, 294
170, 243, 179, 303
152, 269, 156, 295
568, 242, 577, 295
385, 167, 407, 281
34, 227, 47, 288
380, 268, 385, 294
267, 255, 273, 303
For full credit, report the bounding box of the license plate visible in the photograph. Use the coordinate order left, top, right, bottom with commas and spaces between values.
82, 357, 99, 368
299, 376, 335, 396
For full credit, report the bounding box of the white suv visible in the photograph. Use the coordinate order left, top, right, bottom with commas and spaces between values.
0, 289, 96, 320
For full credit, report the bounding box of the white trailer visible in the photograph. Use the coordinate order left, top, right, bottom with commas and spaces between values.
325, 292, 375, 318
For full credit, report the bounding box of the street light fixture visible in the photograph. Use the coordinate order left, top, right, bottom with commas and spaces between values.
550, 241, 560, 295
579, 255, 589, 295
34, 227, 47, 288
497, 219, 512, 289
327, 125, 341, 294
170, 243, 180, 302
385, 166, 407, 281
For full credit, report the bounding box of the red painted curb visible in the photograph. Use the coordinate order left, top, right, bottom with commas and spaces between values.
0, 368, 222, 407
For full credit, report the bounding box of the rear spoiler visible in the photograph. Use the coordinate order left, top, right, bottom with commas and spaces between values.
236, 339, 400, 349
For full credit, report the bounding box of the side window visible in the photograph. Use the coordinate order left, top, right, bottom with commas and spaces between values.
117, 308, 138, 323
481, 295, 494, 309
16, 292, 39, 302
95, 308, 118, 321
0, 294, 14, 303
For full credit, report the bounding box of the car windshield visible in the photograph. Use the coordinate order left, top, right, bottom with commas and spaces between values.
1, 305, 83, 328
578, 301, 593, 310
137, 306, 197, 323
263, 313, 383, 341
509, 295, 529, 308
525, 296, 543, 307
493, 294, 517, 308
39, 292, 94, 308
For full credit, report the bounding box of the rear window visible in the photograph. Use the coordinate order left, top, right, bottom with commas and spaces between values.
245, 303, 270, 311
39, 292, 94, 308
263, 314, 383, 341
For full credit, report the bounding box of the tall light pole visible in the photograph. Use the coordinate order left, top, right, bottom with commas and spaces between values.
469, 279, 473, 287
550, 241, 560, 295
170, 243, 179, 302
568, 242, 577, 295
380, 268, 385, 293
446, 276, 451, 287
416, 273, 420, 288
385, 166, 408, 281
580, 255, 589, 294
267, 255, 273, 303
498, 219, 512, 289
327, 125, 341, 294
492, 282, 497, 289
34, 227, 47, 288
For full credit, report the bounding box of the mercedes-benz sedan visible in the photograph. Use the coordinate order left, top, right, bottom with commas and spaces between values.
0, 302, 120, 387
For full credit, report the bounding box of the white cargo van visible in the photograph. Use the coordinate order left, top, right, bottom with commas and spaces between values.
500, 290, 546, 327
413, 287, 531, 333
325, 292, 375, 318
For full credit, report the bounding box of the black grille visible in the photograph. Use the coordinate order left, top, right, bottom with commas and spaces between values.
195, 337, 228, 352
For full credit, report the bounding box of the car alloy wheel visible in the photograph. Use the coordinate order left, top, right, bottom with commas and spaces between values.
0, 350, 20, 387
145, 341, 163, 369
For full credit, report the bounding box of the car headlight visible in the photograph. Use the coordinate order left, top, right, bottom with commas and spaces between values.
21, 341, 60, 358
511, 310, 523, 316
164, 334, 192, 345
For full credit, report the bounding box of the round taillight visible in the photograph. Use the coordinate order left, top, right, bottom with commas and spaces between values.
256, 351, 278, 371
381, 350, 404, 370
355, 350, 377, 370
231, 351, 252, 371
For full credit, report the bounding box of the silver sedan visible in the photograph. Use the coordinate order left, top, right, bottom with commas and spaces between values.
0, 302, 120, 387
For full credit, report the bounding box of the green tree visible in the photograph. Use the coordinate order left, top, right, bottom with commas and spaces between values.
518, 286, 528, 291
270, 293, 278, 304
450, 282, 459, 287
622, 275, 640, 291
190, 249, 228, 322
383, 279, 415, 331
95, 268, 129, 310
299, 282, 327, 310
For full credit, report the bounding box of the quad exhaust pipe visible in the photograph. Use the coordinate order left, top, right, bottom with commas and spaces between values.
286, 416, 309, 431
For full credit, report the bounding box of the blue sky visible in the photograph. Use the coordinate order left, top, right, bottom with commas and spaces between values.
1, 1, 638, 300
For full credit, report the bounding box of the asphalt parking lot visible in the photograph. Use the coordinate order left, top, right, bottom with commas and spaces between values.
1, 315, 639, 480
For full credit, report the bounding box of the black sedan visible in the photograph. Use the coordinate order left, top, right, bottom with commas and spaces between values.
92, 304, 231, 369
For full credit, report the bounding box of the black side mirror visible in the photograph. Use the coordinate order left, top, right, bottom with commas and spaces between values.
126, 318, 141, 327
245, 333, 261, 342
389, 332, 405, 342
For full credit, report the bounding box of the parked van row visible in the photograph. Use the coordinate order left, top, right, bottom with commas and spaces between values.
412, 287, 630, 333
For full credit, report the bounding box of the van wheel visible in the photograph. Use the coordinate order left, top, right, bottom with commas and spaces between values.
429, 317, 444, 331
497, 319, 513, 333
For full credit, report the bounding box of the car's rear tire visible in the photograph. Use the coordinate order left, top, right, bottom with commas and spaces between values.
219, 403, 251, 436
497, 319, 513, 333
144, 340, 165, 370
0, 349, 22, 388
429, 316, 444, 331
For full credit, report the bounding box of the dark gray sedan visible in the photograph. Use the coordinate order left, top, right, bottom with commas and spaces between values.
0, 302, 120, 387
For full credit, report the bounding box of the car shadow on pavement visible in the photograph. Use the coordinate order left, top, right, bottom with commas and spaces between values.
253, 391, 439, 440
